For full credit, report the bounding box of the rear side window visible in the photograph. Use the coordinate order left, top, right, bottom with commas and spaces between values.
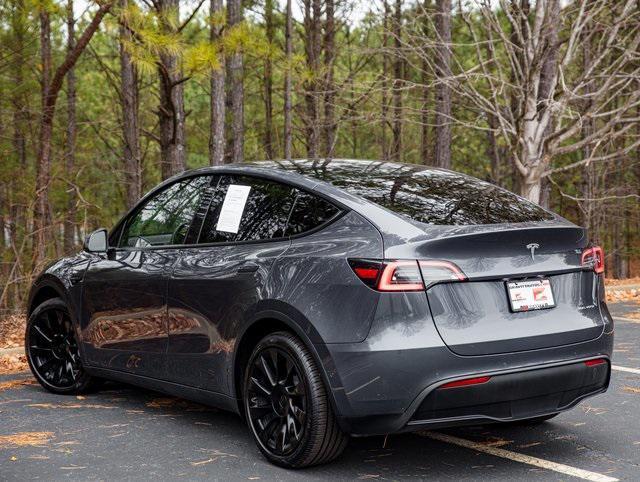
285, 191, 340, 236
198, 176, 341, 244
199, 176, 297, 243
119, 176, 210, 247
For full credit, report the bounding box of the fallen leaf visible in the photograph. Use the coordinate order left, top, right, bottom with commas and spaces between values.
0, 379, 36, 392
622, 386, 640, 394
191, 458, 215, 466
27, 403, 115, 409
0, 432, 54, 448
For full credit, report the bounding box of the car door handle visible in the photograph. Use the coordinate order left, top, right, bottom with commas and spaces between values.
237, 264, 259, 274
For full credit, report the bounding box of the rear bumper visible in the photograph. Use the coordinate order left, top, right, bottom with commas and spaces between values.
405, 358, 609, 430
317, 292, 614, 435
330, 356, 610, 436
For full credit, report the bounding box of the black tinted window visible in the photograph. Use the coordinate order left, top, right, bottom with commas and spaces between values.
268, 160, 553, 225
285, 191, 340, 236
119, 176, 210, 247
199, 176, 296, 243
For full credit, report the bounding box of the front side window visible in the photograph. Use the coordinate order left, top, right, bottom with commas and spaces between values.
119, 176, 211, 248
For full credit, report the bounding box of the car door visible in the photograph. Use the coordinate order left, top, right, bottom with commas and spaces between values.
165, 174, 297, 393
79, 176, 211, 378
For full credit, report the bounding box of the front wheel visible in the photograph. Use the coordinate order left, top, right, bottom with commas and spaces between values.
25, 298, 100, 394
243, 332, 348, 468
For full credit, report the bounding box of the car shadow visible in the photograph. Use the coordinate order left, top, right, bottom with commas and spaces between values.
84, 380, 578, 480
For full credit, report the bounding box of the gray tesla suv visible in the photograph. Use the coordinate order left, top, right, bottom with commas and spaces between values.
26, 159, 612, 468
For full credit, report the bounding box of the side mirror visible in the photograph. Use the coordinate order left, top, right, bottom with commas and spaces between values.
84, 228, 108, 253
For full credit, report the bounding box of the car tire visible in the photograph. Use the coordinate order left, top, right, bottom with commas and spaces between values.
243, 331, 348, 468
25, 298, 101, 395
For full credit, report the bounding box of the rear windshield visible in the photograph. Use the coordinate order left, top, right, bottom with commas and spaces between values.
274, 160, 554, 226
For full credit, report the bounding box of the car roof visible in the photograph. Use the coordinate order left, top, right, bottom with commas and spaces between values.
183, 158, 445, 184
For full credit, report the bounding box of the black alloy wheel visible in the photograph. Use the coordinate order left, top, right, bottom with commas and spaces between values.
246, 346, 307, 456
26, 298, 99, 394
243, 332, 348, 468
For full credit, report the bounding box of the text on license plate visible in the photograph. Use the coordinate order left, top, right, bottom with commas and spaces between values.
506, 279, 556, 312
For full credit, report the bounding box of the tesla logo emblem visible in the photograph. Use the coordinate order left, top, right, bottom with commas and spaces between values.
527, 243, 540, 261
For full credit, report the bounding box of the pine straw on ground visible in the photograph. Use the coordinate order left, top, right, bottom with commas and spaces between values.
606, 285, 640, 304
0, 314, 26, 349
605, 277, 640, 287
0, 314, 28, 373
0, 353, 28, 374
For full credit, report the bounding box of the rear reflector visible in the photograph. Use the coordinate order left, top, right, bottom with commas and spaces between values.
581, 246, 605, 274
584, 358, 606, 367
439, 376, 491, 389
348, 259, 383, 288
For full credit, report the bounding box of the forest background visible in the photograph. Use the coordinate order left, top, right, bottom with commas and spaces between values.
1, 0, 639, 314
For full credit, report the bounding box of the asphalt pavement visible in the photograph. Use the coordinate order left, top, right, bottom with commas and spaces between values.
1, 302, 639, 481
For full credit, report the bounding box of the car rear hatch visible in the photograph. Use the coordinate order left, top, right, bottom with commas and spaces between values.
386, 224, 605, 356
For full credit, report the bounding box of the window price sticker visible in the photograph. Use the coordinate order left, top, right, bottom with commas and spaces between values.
216, 184, 251, 233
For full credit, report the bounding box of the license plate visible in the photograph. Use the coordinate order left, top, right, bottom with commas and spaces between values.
506, 279, 556, 312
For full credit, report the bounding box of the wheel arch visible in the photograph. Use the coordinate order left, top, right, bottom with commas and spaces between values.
231, 307, 346, 424
27, 276, 68, 317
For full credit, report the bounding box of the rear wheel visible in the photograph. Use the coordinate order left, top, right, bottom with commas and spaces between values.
243, 332, 348, 468
26, 298, 99, 394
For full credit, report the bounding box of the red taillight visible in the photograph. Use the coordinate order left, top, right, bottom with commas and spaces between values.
349, 259, 467, 292
348, 259, 383, 288
584, 358, 606, 367
439, 376, 491, 389
581, 246, 605, 274
378, 261, 424, 291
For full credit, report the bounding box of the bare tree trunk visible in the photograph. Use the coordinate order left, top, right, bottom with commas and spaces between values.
228, 0, 244, 163
486, 114, 501, 185
157, 0, 186, 179
209, 0, 225, 166
283, 0, 293, 159
157, 0, 186, 178
420, 0, 431, 165
434, 0, 451, 169
10, 0, 27, 250
33, 2, 113, 271
303, 0, 321, 158
381, 0, 390, 161
263, 0, 274, 159
391, 0, 403, 162
346, 26, 358, 158
580, 23, 595, 232
63, 0, 77, 253
323, 0, 336, 158
34, 9, 53, 269
528, 0, 559, 207
120, 0, 142, 208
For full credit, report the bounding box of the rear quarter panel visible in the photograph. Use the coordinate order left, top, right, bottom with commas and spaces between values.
268, 211, 384, 343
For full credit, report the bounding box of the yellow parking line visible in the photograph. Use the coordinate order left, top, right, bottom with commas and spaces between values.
423, 432, 619, 482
